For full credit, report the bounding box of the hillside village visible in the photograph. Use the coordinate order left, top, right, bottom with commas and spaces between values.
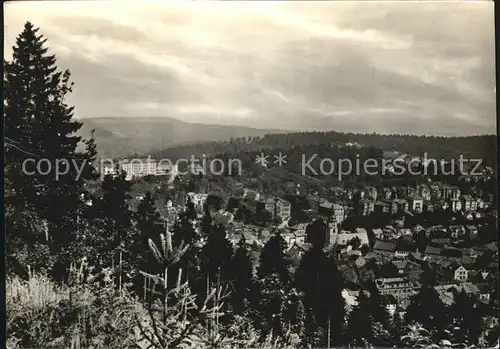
105, 153, 499, 331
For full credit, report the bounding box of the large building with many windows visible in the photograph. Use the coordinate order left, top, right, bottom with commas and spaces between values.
375, 277, 419, 306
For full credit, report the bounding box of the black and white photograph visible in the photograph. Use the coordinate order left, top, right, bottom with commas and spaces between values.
4, 0, 498, 348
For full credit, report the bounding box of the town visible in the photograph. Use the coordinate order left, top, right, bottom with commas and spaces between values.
5, 2, 497, 348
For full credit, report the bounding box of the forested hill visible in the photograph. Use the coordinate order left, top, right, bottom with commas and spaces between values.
151, 131, 497, 167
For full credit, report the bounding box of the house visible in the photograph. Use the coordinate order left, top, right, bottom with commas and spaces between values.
372, 228, 384, 240
263, 197, 291, 220
408, 196, 424, 213
448, 225, 465, 239
375, 277, 418, 306
394, 243, 418, 258
383, 295, 398, 316
186, 192, 208, 209
454, 265, 468, 282
466, 225, 478, 238
374, 201, 391, 214
460, 195, 477, 212
434, 283, 480, 306
392, 260, 408, 275
366, 186, 378, 200
417, 185, 431, 201
424, 245, 443, 261
318, 201, 347, 223
450, 199, 462, 212
382, 187, 394, 200
286, 242, 312, 259
440, 186, 461, 200
373, 240, 397, 257
357, 198, 375, 216
477, 284, 491, 304
290, 223, 309, 235
334, 228, 370, 246
393, 199, 409, 213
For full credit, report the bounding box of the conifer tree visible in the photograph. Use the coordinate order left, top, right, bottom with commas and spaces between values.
257, 233, 290, 282
4, 22, 96, 276
200, 203, 213, 236
294, 246, 345, 346
201, 224, 233, 284
405, 284, 449, 338
229, 241, 255, 313
134, 192, 163, 270
450, 290, 483, 345
347, 291, 374, 345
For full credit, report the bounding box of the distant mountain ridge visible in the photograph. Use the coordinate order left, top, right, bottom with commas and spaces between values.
76, 117, 282, 158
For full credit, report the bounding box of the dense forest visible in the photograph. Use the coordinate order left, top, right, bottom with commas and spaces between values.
152, 132, 497, 168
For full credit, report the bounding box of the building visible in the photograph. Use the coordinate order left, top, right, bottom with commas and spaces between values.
466, 225, 478, 237
450, 199, 462, 212
417, 185, 431, 201
374, 201, 391, 214
333, 228, 370, 246
263, 197, 291, 220
366, 186, 378, 200
454, 265, 468, 282
375, 277, 418, 306
434, 283, 480, 306
460, 195, 478, 212
318, 201, 347, 224
357, 198, 375, 216
394, 243, 418, 259
186, 192, 208, 209
121, 158, 157, 179
440, 186, 461, 200
408, 196, 424, 213
448, 225, 466, 239
393, 199, 409, 213
373, 240, 397, 257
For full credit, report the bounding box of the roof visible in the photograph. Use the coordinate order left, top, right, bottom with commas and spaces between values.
441, 248, 463, 259
392, 260, 408, 270
355, 228, 368, 235
395, 243, 418, 253
373, 240, 397, 252
425, 245, 443, 256
376, 277, 410, 285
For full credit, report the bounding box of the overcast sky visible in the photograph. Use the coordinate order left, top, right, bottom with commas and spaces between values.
4, 0, 496, 135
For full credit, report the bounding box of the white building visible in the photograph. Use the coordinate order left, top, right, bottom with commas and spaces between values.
454, 266, 468, 282
121, 158, 157, 180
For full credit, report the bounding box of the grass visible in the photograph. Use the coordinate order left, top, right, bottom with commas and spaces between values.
7, 271, 68, 313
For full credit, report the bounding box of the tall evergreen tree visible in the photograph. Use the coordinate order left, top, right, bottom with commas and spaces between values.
306, 218, 328, 248
405, 284, 449, 338
134, 192, 163, 271
200, 203, 213, 236
88, 171, 134, 270
229, 241, 255, 313
257, 233, 290, 282
294, 246, 345, 346
172, 220, 200, 285
347, 291, 374, 345
4, 22, 96, 276
449, 290, 483, 345
201, 224, 233, 284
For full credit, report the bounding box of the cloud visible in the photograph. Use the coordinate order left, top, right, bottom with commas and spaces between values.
4, 0, 496, 135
